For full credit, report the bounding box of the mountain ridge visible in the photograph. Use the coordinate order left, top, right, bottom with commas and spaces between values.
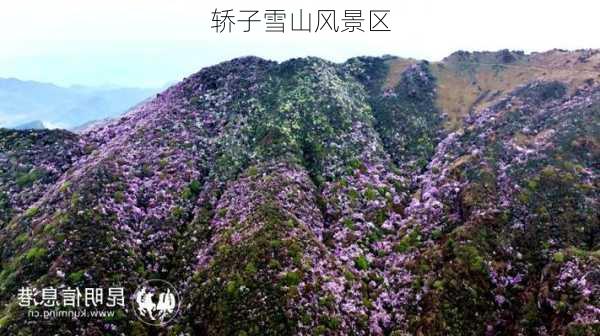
0, 77, 160, 129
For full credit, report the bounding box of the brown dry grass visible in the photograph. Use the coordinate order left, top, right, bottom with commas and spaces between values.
383, 58, 417, 89
384, 49, 600, 130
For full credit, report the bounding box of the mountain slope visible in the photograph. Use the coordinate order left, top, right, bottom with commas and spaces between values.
0, 51, 598, 335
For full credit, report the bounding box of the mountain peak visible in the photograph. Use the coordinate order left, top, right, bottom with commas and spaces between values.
0, 51, 598, 335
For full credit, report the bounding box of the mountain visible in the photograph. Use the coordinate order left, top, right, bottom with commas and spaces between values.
0, 50, 598, 335
12, 120, 45, 130
0, 78, 159, 129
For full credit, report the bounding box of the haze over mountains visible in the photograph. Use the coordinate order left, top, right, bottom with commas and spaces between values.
0, 49, 598, 335
0, 78, 160, 130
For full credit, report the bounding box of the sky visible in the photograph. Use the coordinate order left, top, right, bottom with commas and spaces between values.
1, 0, 599, 88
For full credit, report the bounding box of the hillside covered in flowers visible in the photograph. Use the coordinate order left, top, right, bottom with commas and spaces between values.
0, 50, 598, 335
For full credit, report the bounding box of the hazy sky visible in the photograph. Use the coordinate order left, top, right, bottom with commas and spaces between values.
1, 0, 599, 87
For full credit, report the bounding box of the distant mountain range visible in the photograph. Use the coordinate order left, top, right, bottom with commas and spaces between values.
12, 120, 45, 130
0, 78, 161, 130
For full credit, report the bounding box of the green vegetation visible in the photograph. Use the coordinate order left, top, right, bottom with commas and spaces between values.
25, 247, 47, 261
15, 169, 43, 188
68, 270, 86, 283
354, 255, 369, 270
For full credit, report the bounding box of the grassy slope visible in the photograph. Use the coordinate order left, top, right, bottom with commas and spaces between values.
386, 49, 600, 130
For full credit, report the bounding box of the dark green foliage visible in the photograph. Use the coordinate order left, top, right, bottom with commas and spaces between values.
514, 81, 567, 103
15, 169, 43, 188
354, 255, 369, 270
367, 62, 443, 173
189, 203, 303, 335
